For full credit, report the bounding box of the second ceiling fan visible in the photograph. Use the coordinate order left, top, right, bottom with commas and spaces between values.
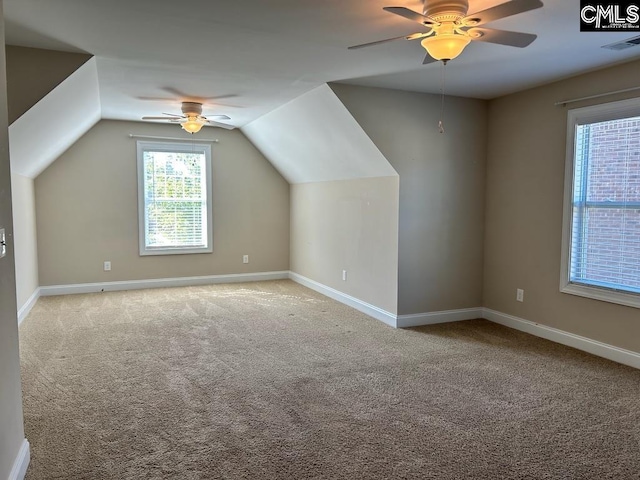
349, 0, 543, 63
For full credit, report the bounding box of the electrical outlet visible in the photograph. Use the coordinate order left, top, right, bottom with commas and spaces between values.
243, 255, 249, 264
516, 288, 524, 302
342, 270, 347, 281
104, 261, 111, 272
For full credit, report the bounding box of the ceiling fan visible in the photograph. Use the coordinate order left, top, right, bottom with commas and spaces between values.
349, 0, 543, 63
142, 101, 234, 133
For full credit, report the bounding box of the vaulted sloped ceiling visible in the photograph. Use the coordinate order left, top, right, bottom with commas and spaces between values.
8, 50, 396, 186
6, 46, 92, 124
241, 84, 397, 184
9, 57, 100, 178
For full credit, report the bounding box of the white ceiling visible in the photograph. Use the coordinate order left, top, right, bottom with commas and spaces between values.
5, 0, 640, 129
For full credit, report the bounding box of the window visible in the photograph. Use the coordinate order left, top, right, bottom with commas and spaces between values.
561, 98, 640, 308
137, 141, 213, 255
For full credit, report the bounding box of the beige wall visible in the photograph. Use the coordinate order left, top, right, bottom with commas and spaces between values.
331, 84, 487, 315
35, 120, 290, 285
0, 1, 27, 475
6, 45, 91, 124
484, 58, 640, 352
290, 176, 399, 314
11, 173, 38, 310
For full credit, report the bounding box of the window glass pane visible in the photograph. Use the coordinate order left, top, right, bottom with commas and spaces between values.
584, 117, 640, 203
570, 115, 640, 294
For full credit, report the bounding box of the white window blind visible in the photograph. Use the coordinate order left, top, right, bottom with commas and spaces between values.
562, 98, 640, 307
137, 142, 213, 255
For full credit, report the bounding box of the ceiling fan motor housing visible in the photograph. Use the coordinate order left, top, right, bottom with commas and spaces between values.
423, 0, 469, 21
181, 101, 203, 116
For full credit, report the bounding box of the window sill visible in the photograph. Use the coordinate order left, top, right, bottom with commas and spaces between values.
140, 247, 212, 256
561, 282, 640, 309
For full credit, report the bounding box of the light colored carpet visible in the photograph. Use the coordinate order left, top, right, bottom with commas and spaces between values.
20, 280, 640, 479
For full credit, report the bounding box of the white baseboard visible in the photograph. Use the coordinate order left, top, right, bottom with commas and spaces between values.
397, 308, 483, 328
39, 271, 290, 296
9, 439, 30, 480
288, 272, 483, 330
288, 272, 398, 327
18, 288, 40, 326
287, 275, 640, 369
482, 308, 640, 370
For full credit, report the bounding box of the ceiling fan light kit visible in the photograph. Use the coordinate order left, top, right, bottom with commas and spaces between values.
421, 31, 471, 61
181, 116, 206, 134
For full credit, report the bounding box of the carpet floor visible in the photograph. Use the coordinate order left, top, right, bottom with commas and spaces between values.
19, 280, 640, 479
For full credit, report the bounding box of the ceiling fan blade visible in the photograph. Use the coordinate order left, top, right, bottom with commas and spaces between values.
383, 6, 435, 25
204, 94, 238, 101
422, 53, 438, 65
202, 101, 244, 109
204, 114, 231, 120
463, 0, 543, 27
161, 87, 191, 99
142, 116, 176, 120
161, 112, 184, 117
349, 32, 430, 50
138, 94, 238, 104
468, 28, 537, 47
206, 120, 235, 130
162, 87, 239, 102
138, 96, 176, 101
407, 32, 431, 41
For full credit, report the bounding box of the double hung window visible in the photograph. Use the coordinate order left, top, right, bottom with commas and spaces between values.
137, 141, 213, 255
561, 98, 640, 308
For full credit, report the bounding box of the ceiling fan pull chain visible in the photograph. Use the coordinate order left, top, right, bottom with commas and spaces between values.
438, 60, 447, 134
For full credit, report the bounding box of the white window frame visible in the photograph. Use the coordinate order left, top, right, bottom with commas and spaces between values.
560, 97, 640, 309
136, 141, 213, 256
